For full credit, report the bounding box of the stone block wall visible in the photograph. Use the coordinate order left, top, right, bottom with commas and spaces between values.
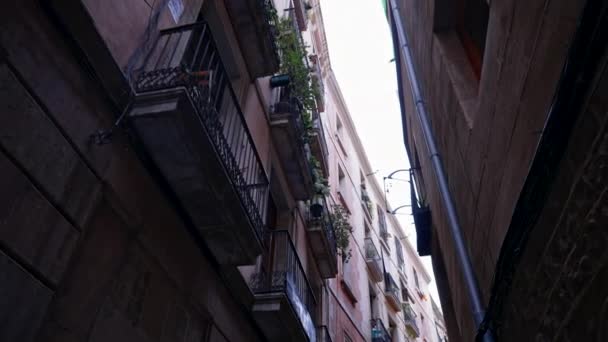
393, 0, 587, 340
0, 1, 264, 341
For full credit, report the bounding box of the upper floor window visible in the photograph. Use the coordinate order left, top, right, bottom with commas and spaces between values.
395, 237, 404, 266
336, 115, 344, 137
338, 166, 346, 191
335, 115, 348, 156
377, 205, 388, 241
455, 0, 489, 80
413, 268, 420, 289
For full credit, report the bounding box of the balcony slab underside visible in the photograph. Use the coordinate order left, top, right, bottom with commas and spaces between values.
270, 113, 314, 200
307, 222, 338, 279
129, 88, 262, 266
252, 292, 311, 342
367, 258, 383, 283
310, 127, 329, 176
224, 0, 279, 78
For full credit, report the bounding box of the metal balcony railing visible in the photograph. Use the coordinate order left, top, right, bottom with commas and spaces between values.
378, 208, 389, 242
402, 302, 420, 338
309, 196, 338, 259
251, 230, 317, 328
365, 237, 381, 261
319, 325, 332, 342
133, 21, 269, 242
259, 0, 280, 59
385, 272, 400, 299
371, 318, 391, 342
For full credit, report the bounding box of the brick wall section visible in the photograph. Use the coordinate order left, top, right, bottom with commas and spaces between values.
394, 0, 586, 340
0, 1, 264, 341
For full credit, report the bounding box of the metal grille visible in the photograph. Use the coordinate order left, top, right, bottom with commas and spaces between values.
371, 318, 391, 342
250, 230, 317, 324
310, 197, 338, 259
133, 22, 269, 242
384, 272, 400, 300
365, 237, 381, 261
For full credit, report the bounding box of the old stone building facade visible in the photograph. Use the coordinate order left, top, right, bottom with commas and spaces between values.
387, 0, 608, 341
0, 0, 444, 341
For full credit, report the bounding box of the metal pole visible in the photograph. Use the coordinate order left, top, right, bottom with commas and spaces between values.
388, 1, 494, 341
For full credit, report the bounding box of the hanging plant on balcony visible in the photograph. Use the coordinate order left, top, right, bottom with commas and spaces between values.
275, 17, 320, 141
330, 204, 353, 262
276, 17, 317, 108
310, 156, 329, 196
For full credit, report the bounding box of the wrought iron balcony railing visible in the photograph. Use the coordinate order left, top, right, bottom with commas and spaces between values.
384, 272, 402, 310
365, 237, 383, 283
402, 302, 420, 338
309, 196, 337, 257
365, 237, 381, 260
319, 325, 333, 342
133, 21, 269, 243
385, 273, 400, 295
371, 318, 391, 342
251, 230, 317, 333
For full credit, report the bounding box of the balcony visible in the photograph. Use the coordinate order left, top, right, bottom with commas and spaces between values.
310, 55, 325, 112
129, 22, 268, 265
378, 209, 389, 243
365, 237, 383, 283
371, 318, 391, 342
384, 273, 402, 311
399, 267, 409, 286
361, 187, 373, 223
317, 325, 333, 342
270, 91, 314, 200
307, 197, 338, 278
293, 0, 309, 31
251, 230, 317, 341
309, 117, 329, 176
223, 0, 280, 78
402, 303, 420, 339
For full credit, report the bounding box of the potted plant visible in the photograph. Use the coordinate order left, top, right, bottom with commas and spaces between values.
269, 74, 291, 88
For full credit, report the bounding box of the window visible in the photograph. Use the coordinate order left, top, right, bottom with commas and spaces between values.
338, 166, 346, 189
377, 206, 388, 241
455, 0, 489, 80
395, 237, 404, 266
335, 115, 348, 156
401, 282, 409, 302
413, 268, 420, 289
344, 332, 353, 342
336, 115, 343, 137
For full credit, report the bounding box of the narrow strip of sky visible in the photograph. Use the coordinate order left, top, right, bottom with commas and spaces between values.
320, 0, 441, 309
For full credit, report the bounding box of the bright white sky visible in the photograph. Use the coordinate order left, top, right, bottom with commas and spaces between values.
319, 0, 441, 307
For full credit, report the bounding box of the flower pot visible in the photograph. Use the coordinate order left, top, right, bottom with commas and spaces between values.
269, 74, 291, 88
310, 203, 324, 218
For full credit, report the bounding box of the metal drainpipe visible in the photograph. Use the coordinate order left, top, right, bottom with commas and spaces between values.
387, 1, 494, 341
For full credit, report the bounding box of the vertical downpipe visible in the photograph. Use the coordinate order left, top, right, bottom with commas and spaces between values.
388, 1, 494, 341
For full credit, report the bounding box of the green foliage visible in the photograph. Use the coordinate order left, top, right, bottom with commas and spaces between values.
276, 17, 317, 116
330, 204, 353, 262
310, 156, 329, 196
